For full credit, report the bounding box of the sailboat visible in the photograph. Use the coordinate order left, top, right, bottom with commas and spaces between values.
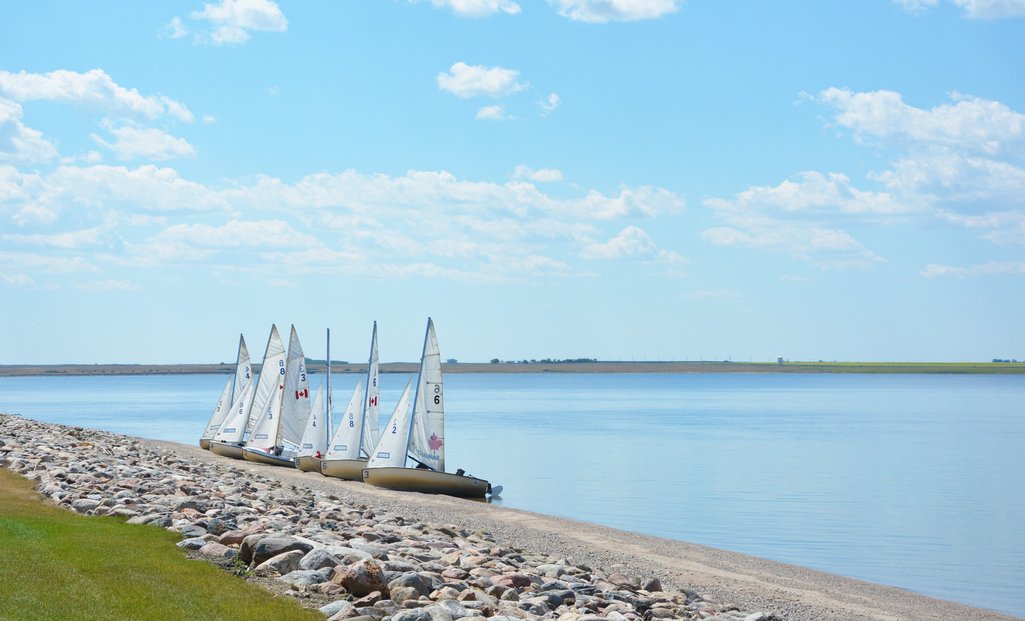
210, 325, 286, 459
241, 325, 313, 467
362, 318, 495, 499
200, 335, 253, 450
322, 321, 381, 480
294, 382, 325, 471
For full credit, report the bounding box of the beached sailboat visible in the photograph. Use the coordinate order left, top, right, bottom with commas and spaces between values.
294, 382, 325, 471
362, 318, 495, 498
210, 325, 286, 459
322, 322, 381, 480
199, 334, 252, 450
241, 325, 313, 467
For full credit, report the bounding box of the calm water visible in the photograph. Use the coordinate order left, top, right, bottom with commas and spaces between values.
2, 372, 1023, 617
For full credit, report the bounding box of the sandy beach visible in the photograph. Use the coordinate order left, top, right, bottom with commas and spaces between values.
153, 438, 1018, 621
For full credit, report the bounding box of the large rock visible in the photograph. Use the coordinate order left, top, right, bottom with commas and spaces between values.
388, 572, 435, 598
336, 559, 390, 597
299, 548, 343, 571
278, 568, 332, 588
242, 535, 313, 566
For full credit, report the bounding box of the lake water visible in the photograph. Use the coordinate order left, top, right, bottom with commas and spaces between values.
2, 372, 1023, 618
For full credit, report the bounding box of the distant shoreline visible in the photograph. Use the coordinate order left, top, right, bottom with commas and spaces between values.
2, 360, 1024, 376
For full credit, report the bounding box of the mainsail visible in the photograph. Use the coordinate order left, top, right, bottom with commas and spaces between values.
325, 380, 365, 460
202, 334, 252, 442
297, 383, 325, 456
245, 324, 287, 438
201, 377, 233, 441
362, 321, 381, 456
409, 318, 445, 472
366, 378, 413, 468
248, 324, 310, 450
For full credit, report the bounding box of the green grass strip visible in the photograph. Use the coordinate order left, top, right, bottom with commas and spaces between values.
0, 469, 322, 621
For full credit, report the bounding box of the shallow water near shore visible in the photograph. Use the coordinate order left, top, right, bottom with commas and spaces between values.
2, 372, 1024, 617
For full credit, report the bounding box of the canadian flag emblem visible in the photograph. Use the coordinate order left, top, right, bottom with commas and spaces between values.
295, 388, 308, 399
369, 395, 378, 406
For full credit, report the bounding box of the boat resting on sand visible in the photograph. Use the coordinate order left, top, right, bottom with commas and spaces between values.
242, 446, 299, 468
362, 317, 496, 499
321, 321, 382, 481
209, 440, 245, 459
362, 466, 492, 498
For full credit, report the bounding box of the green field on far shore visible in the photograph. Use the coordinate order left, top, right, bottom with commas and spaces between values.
0, 469, 321, 621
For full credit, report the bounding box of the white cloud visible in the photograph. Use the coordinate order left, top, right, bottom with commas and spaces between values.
0, 99, 58, 163
550, 0, 682, 22
922, 261, 1025, 277
0, 272, 35, 287
702, 173, 891, 268
540, 92, 560, 115
1, 163, 686, 284
475, 104, 513, 121
0, 69, 193, 122
437, 62, 526, 98
157, 219, 319, 249
160, 16, 188, 39
430, 0, 522, 16
1, 227, 118, 250
894, 0, 1025, 18
820, 88, 1025, 153
513, 165, 564, 183
0, 252, 99, 274
91, 125, 197, 161
189, 0, 288, 45
582, 225, 656, 259
77, 279, 140, 291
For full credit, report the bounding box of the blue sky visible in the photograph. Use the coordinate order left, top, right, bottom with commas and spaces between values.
2, 0, 1024, 364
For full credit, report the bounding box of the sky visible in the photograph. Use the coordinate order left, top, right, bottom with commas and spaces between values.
1, 0, 1024, 365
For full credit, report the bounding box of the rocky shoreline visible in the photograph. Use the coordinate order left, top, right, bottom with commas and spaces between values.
1, 413, 1019, 621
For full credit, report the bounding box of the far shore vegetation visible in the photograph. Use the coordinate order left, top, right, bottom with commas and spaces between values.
2, 360, 1024, 376
0, 469, 321, 621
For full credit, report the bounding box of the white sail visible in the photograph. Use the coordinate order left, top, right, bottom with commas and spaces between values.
297, 383, 325, 456
409, 317, 445, 472
245, 324, 287, 438
362, 322, 381, 456
200, 377, 234, 441
232, 334, 253, 403
366, 378, 414, 468
279, 325, 311, 447
212, 379, 255, 443
325, 380, 364, 459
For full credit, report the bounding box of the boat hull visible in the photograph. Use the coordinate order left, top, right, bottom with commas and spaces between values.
295, 455, 322, 473
242, 447, 298, 468
362, 467, 490, 498
321, 458, 367, 481
199, 438, 211, 450
209, 441, 244, 460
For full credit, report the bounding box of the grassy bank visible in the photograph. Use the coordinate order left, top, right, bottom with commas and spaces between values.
0, 469, 320, 621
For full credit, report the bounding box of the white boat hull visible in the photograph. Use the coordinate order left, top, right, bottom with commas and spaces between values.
199, 438, 211, 450
209, 441, 244, 460
362, 467, 491, 498
321, 458, 367, 480
295, 455, 322, 472
242, 447, 298, 468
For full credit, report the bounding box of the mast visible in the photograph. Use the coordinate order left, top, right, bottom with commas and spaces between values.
405, 317, 431, 468
326, 328, 332, 449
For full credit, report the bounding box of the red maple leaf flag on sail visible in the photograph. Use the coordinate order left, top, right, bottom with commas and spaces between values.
295, 388, 308, 399
428, 433, 443, 452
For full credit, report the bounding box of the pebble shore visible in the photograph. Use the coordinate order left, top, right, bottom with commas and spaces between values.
2, 414, 1019, 621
